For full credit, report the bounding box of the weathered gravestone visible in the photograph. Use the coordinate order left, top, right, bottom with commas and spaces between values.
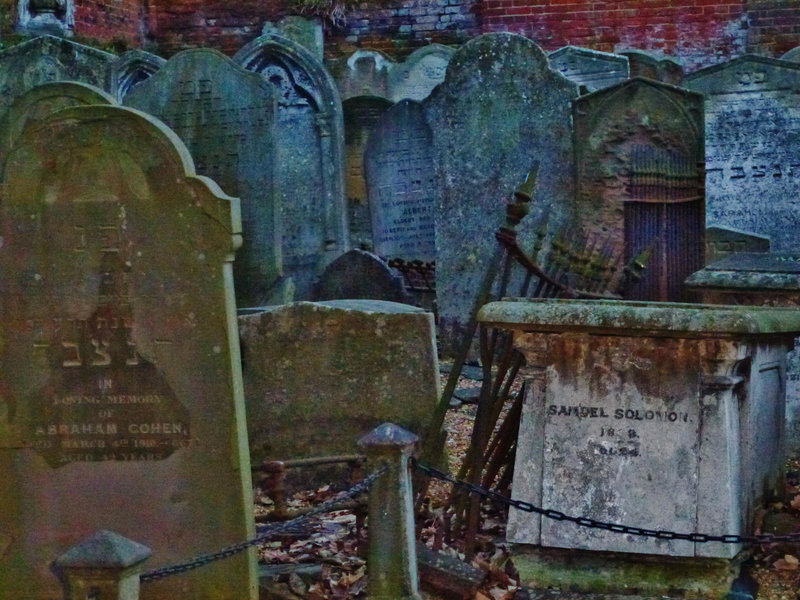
343, 96, 393, 249
685, 252, 800, 456
235, 32, 348, 301
705, 225, 770, 264
0, 105, 256, 599
311, 249, 411, 303
686, 55, 800, 252
481, 298, 800, 596
0, 81, 114, 175
16, 0, 74, 37
619, 49, 684, 85
0, 35, 115, 118
365, 99, 436, 262
548, 46, 629, 93
124, 48, 284, 308
782, 46, 800, 62
239, 300, 438, 464
423, 33, 578, 353
109, 49, 165, 102
573, 77, 705, 301
262, 16, 324, 61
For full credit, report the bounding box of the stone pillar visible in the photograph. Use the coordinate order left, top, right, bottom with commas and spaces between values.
358, 423, 422, 600
53, 530, 151, 600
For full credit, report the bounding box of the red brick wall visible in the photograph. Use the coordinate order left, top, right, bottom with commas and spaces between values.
747, 0, 800, 56
73, 0, 145, 47
478, 0, 750, 70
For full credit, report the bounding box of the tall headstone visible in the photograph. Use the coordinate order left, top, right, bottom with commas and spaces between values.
548, 46, 629, 92
0, 35, 115, 118
686, 55, 800, 252
0, 105, 256, 599
343, 96, 392, 249
235, 33, 348, 301
109, 49, 165, 102
365, 99, 436, 262
124, 48, 284, 307
423, 33, 578, 352
573, 78, 706, 301
0, 81, 114, 175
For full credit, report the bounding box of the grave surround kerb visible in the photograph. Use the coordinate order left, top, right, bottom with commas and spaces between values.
477, 298, 800, 597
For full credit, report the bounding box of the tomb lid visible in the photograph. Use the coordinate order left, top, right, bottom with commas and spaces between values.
477, 298, 800, 337
685, 253, 800, 291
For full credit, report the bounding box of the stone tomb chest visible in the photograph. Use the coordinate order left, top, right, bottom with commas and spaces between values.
478, 298, 800, 595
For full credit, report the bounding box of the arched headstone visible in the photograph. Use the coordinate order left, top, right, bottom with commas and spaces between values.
109, 49, 165, 101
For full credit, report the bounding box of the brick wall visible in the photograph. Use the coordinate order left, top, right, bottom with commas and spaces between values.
747, 0, 800, 56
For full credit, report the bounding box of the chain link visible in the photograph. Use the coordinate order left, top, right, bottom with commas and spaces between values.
140, 466, 386, 582
413, 459, 800, 545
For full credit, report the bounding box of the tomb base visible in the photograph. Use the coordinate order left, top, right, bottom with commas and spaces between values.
511, 545, 746, 600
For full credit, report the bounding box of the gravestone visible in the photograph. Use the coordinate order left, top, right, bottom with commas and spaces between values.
685, 252, 800, 456
16, 0, 74, 36
0, 81, 114, 175
311, 249, 411, 303
705, 226, 770, 264
782, 46, 800, 62
0, 105, 256, 599
423, 33, 579, 353
109, 49, 165, 101
686, 55, 800, 252
335, 50, 392, 101
548, 46, 629, 92
235, 32, 348, 301
619, 50, 684, 85
262, 16, 324, 62
388, 44, 455, 102
124, 48, 284, 307
343, 96, 392, 249
365, 99, 436, 262
573, 77, 705, 302
239, 300, 439, 464
0, 35, 115, 118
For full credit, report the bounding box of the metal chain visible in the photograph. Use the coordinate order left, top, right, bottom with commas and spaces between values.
140, 466, 386, 582
413, 459, 800, 545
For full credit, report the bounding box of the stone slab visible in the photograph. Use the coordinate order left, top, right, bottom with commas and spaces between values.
365, 99, 436, 261
705, 226, 770, 264
238, 300, 439, 465
0, 105, 256, 599
686, 55, 800, 252
548, 46, 629, 92
124, 48, 283, 308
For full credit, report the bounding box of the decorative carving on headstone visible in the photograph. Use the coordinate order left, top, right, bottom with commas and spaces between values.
686, 55, 800, 252
573, 77, 705, 301
16, 0, 74, 36
234, 32, 348, 300
109, 49, 165, 102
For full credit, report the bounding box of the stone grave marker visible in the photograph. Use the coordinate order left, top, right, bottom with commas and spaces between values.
0, 105, 256, 599
705, 226, 770, 264
262, 16, 324, 62
782, 46, 800, 62
686, 55, 800, 252
548, 46, 629, 92
423, 33, 579, 353
109, 49, 165, 101
311, 249, 411, 303
619, 49, 684, 85
573, 77, 705, 301
0, 35, 115, 119
239, 300, 439, 464
0, 81, 114, 176
334, 49, 392, 101
343, 96, 393, 249
124, 48, 284, 308
235, 32, 348, 301
365, 99, 436, 262
388, 44, 455, 102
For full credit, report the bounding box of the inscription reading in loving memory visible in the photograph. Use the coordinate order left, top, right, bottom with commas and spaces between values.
547, 403, 691, 460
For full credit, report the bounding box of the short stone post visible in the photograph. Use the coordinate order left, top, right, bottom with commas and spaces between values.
52, 530, 152, 600
358, 422, 423, 600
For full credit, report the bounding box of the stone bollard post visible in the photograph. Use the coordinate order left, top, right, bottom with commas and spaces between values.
358, 422, 423, 600
53, 530, 152, 600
